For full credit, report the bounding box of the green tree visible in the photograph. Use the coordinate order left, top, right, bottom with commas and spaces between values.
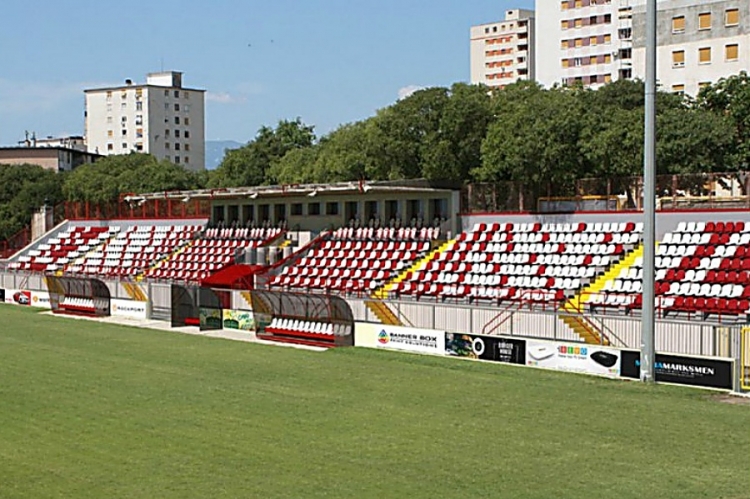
210, 118, 316, 187
0, 164, 64, 240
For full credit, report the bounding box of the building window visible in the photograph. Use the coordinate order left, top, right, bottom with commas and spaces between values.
603, 74, 612, 83
121, 142, 127, 149
165, 129, 170, 137
174, 90, 180, 98
574, 18, 582, 28
174, 103, 180, 112
121, 116, 127, 124
107, 130, 113, 138
135, 114, 143, 125
561, 20, 569, 30
184, 117, 190, 126
135, 143, 143, 151
326, 202, 339, 216
164, 103, 170, 110
107, 116, 112, 124
726, 44, 739, 61
106, 91, 112, 100
175, 156, 180, 163
698, 12, 711, 30
175, 116, 180, 125
165, 142, 170, 150
184, 91, 190, 99
604, 34, 611, 44
184, 130, 190, 138
136, 101, 143, 111
122, 129, 127, 136
136, 128, 143, 138
291, 203, 303, 216
699, 82, 711, 90
164, 89, 169, 97
672, 16, 685, 33
672, 84, 685, 94
121, 90, 127, 99
575, 38, 583, 48
184, 156, 189, 164
106, 103, 113, 113
175, 143, 180, 151
561, 0, 568, 9
135, 88, 143, 98
561, 40, 569, 50
726, 8, 739, 26
604, 54, 612, 64
562, 59, 570, 68
308, 202, 321, 215
107, 143, 113, 151
120, 102, 126, 110
590, 36, 598, 46
175, 129, 181, 138
672, 50, 685, 67
699, 47, 711, 64
184, 104, 190, 112
184, 143, 190, 151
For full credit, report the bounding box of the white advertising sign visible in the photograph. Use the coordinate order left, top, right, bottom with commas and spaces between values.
110, 299, 148, 320
31, 291, 51, 309
4, 289, 32, 306
354, 322, 445, 355
525, 339, 621, 377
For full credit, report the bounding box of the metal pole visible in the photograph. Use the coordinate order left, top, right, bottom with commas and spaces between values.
641, 0, 657, 383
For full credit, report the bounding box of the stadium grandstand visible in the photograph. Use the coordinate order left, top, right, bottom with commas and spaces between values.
2, 175, 750, 359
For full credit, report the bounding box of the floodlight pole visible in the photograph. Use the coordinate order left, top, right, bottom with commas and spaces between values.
641, 0, 657, 383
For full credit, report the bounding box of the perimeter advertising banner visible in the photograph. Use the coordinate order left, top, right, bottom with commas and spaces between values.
525, 339, 622, 377
0, 288, 5, 303
110, 299, 148, 320
31, 291, 51, 309
222, 310, 255, 331
355, 323, 445, 355
445, 332, 526, 365
620, 350, 733, 389
4, 290, 31, 306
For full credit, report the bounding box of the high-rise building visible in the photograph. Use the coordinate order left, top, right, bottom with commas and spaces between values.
470, 9, 536, 89
631, 0, 749, 96
535, 0, 634, 89
84, 71, 205, 171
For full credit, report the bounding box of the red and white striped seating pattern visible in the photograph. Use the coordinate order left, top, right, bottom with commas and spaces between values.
590, 220, 750, 316
393, 221, 642, 302
9, 226, 113, 272
66, 224, 200, 277
268, 226, 438, 293
146, 227, 282, 281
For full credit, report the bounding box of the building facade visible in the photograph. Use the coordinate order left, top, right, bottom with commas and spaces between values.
631, 0, 749, 96
470, 9, 535, 89
84, 71, 205, 171
0, 146, 100, 172
536, 0, 634, 89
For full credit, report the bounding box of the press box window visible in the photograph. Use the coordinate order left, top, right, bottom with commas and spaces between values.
326, 202, 340, 216
291, 203, 303, 216
308, 202, 321, 215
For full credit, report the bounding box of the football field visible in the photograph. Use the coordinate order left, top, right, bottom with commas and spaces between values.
0, 303, 748, 498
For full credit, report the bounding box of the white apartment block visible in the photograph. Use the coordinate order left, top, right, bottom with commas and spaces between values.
631, 0, 749, 96
535, 0, 634, 88
470, 9, 535, 89
84, 71, 205, 171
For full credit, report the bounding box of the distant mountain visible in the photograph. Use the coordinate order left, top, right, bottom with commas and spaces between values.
205, 140, 243, 170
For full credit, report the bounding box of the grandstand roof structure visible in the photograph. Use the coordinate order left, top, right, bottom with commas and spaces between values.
122, 179, 459, 203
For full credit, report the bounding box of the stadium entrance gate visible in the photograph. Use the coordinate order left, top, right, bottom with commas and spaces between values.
45, 275, 111, 317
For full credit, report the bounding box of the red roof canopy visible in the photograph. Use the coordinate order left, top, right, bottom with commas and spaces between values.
200, 264, 266, 289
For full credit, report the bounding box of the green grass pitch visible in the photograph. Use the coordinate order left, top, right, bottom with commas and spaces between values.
0, 303, 748, 498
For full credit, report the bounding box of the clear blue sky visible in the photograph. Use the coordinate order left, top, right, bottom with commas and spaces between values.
0, 0, 532, 145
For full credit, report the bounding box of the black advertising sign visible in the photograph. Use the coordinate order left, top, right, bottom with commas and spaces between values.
445, 333, 525, 365
620, 350, 733, 390
0, 288, 5, 303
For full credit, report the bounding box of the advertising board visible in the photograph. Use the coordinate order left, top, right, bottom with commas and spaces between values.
4, 289, 31, 306
0, 288, 5, 303
525, 339, 621, 377
110, 299, 148, 320
445, 332, 525, 365
355, 323, 445, 355
31, 291, 51, 309
620, 350, 733, 390
222, 310, 255, 331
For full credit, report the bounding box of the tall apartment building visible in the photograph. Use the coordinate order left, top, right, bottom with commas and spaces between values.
536, 0, 634, 89
84, 71, 205, 171
631, 1, 749, 96
470, 9, 536, 89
